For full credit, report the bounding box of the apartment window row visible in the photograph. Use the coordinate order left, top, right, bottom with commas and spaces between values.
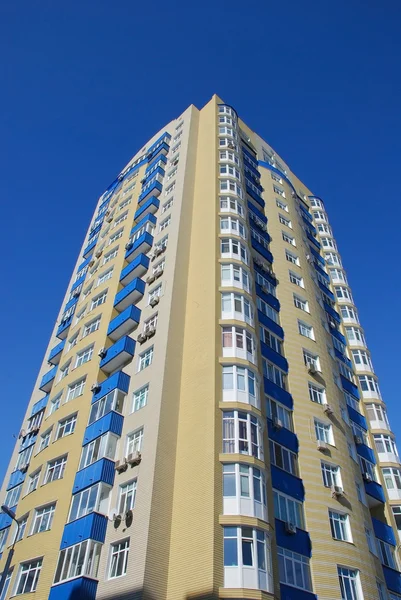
221, 263, 251, 293
222, 410, 263, 459
220, 195, 244, 217
220, 216, 246, 239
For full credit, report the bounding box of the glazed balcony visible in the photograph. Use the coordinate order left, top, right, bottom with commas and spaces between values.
107, 305, 141, 342
113, 278, 145, 312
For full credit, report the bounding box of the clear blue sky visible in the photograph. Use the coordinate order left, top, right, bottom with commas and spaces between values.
0, 0, 400, 482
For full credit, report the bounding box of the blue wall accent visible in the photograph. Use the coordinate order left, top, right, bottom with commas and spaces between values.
247, 200, 267, 224
99, 336, 135, 370
30, 394, 49, 417
364, 480, 385, 504
271, 465, 304, 501
384, 566, 401, 594
82, 411, 124, 446
258, 311, 284, 339
258, 161, 297, 196
19, 432, 37, 452
141, 165, 165, 183
134, 196, 160, 220
91, 371, 130, 404
347, 405, 368, 430
251, 239, 273, 263
298, 203, 313, 221
372, 517, 396, 546
107, 305, 141, 338
7, 470, 26, 491
255, 284, 280, 311
147, 141, 170, 162
341, 375, 360, 399
60, 512, 108, 548
130, 213, 157, 236
261, 342, 288, 373
356, 443, 376, 464
0, 512, 13, 531
264, 377, 293, 409
77, 255, 93, 273
49, 577, 98, 600
268, 421, 298, 453
73, 458, 115, 494
280, 584, 317, 600
275, 519, 311, 557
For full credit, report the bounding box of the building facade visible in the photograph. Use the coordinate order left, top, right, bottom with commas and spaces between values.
0, 95, 400, 600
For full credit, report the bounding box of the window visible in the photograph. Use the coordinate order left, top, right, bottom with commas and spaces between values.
374, 434, 398, 456
321, 462, 341, 487
45, 456, 67, 484
114, 211, 128, 227
58, 361, 70, 381
66, 378, 86, 402
220, 216, 246, 238
329, 510, 351, 541
54, 540, 101, 583
132, 385, 148, 412
118, 480, 137, 514
289, 271, 304, 287
359, 456, 376, 481
83, 316, 101, 337
293, 294, 309, 312
282, 231, 296, 245
222, 365, 259, 409
27, 470, 40, 494
118, 198, 131, 210
159, 216, 171, 231
220, 238, 248, 263
276, 199, 288, 211
222, 326, 256, 361
148, 284, 162, 305
152, 258, 165, 275
38, 428, 52, 452
263, 360, 286, 389
88, 389, 125, 425
109, 540, 130, 578
270, 441, 298, 475
222, 411, 263, 459
15, 516, 28, 542
221, 264, 250, 292
278, 547, 312, 592
330, 268, 347, 283
97, 268, 113, 286
392, 506, 401, 530
69, 483, 110, 522
220, 195, 244, 217
48, 393, 61, 416
273, 185, 285, 197
366, 403, 389, 427
351, 349, 373, 370
376, 581, 387, 600
271, 172, 282, 183
15, 559, 42, 595
31, 504, 55, 534
68, 333, 79, 351
325, 251, 341, 266
255, 270, 276, 296
298, 320, 314, 340
382, 467, 401, 491
56, 414, 77, 440
338, 360, 354, 382
286, 250, 300, 265
75, 345, 94, 367
266, 397, 293, 431
91, 291, 107, 310
365, 526, 377, 555
221, 292, 254, 325
259, 326, 282, 355
335, 286, 353, 302
126, 429, 143, 455
273, 490, 304, 528
0, 529, 8, 555
79, 433, 118, 470
162, 198, 173, 213
303, 349, 320, 371
223, 527, 271, 580
256, 297, 279, 323
338, 567, 362, 600
138, 347, 153, 371
321, 237, 336, 249
377, 538, 397, 569
315, 420, 333, 444
15, 446, 33, 471
279, 214, 292, 228
103, 247, 118, 265
358, 375, 381, 396
165, 182, 175, 196
5, 484, 22, 508
109, 229, 123, 245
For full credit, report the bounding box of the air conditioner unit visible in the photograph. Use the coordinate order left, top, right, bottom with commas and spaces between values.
146, 275, 156, 285
91, 382, 101, 393
106, 215, 113, 223
154, 266, 164, 278
354, 435, 363, 446
273, 417, 283, 430
317, 440, 328, 452
127, 451, 142, 466
308, 365, 318, 375
114, 460, 128, 473
331, 485, 344, 497
285, 521, 297, 535
363, 472, 372, 483
125, 242, 133, 251
105, 210, 110, 217
146, 327, 156, 339
324, 404, 334, 415
95, 250, 103, 258
88, 259, 95, 267
73, 290, 80, 298
19, 464, 29, 474
137, 333, 147, 344
149, 297, 160, 307
154, 247, 162, 257
98, 348, 107, 359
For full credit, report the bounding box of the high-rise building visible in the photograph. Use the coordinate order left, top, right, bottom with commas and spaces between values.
0, 94, 400, 600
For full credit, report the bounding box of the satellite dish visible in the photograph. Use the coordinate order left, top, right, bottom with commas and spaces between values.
107, 508, 117, 521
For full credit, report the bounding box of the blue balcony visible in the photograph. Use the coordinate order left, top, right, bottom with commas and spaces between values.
125, 232, 153, 263
261, 343, 288, 372
330, 325, 346, 346
147, 131, 171, 155
334, 348, 353, 369
384, 566, 401, 594
142, 166, 165, 184
99, 336, 135, 374
275, 519, 311, 557
307, 231, 320, 249
49, 577, 98, 600
134, 196, 160, 220
372, 517, 396, 546
48, 340, 66, 366
0, 511, 14, 531
347, 405, 367, 430
251, 239, 273, 264
309, 246, 325, 266
324, 301, 341, 324
19, 431, 38, 453
31, 394, 49, 417
341, 376, 360, 400
299, 203, 313, 221
271, 465, 304, 501
91, 371, 130, 404
131, 213, 157, 237
356, 442, 376, 464
281, 585, 317, 600
83, 411, 124, 446
7, 470, 26, 491
364, 479, 385, 507
120, 253, 149, 286
73, 458, 115, 494
258, 311, 284, 339
138, 181, 163, 205
256, 284, 280, 312
302, 216, 317, 235
61, 512, 108, 549
318, 281, 335, 302
71, 273, 86, 292
114, 278, 145, 312
246, 184, 265, 208
254, 264, 277, 287
39, 365, 57, 393
56, 315, 73, 340
315, 263, 330, 282
247, 200, 267, 224
268, 421, 298, 453
64, 295, 79, 313
77, 255, 93, 273
82, 237, 98, 258
107, 305, 141, 341
146, 154, 167, 173
263, 377, 293, 409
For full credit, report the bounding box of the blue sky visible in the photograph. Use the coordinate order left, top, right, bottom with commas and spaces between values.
0, 0, 400, 482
